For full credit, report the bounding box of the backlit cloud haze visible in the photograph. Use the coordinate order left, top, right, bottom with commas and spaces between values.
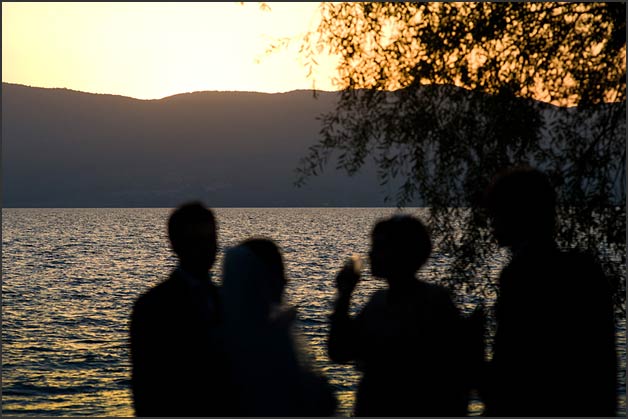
2, 2, 339, 99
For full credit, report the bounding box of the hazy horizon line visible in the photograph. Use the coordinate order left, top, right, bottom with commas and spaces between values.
2, 205, 416, 209
1, 81, 341, 102
6, 81, 623, 109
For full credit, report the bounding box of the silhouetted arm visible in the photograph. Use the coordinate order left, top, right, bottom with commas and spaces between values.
433, 289, 471, 416
328, 265, 360, 363
130, 296, 169, 417
573, 254, 617, 416
130, 298, 152, 416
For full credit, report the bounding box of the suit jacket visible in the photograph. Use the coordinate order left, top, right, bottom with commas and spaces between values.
485, 241, 617, 417
130, 268, 233, 417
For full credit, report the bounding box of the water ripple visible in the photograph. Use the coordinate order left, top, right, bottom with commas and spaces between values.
2, 208, 625, 417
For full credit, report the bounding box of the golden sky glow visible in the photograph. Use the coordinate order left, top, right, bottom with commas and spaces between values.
2, 2, 340, 99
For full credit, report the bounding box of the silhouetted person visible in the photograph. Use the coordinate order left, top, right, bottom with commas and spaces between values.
483, 167, 617, 416
328, 215, 468, 416
129, 202, 233, 416
221, 238, 337, 416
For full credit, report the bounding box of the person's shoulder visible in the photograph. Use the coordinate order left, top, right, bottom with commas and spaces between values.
560, 248, 601, 266
420, 280, 454, 301
366, 289, 388, 306
559, 249, 608, 286
417, 280, 461, 319
356, 289, 388, 316
269, 304, 297, 328
132, 272, 181, 313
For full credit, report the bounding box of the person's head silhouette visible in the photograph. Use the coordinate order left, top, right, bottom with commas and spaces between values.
240, 238, 286, 305
369, 214, 432, 284
484, 167, 556, 247
168, 202, 217, 275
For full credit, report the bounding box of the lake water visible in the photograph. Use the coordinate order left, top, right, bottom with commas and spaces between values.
2, 208, 626, 416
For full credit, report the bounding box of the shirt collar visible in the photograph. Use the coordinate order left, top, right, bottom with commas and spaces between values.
175, 266, 212, 289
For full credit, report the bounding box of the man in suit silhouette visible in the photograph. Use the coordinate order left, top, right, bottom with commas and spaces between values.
130, 202, 232, 416
483, 167, 617, 416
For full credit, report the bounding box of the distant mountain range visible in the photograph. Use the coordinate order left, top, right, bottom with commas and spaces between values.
2, 83, 400, 207
2, 83, 623, 207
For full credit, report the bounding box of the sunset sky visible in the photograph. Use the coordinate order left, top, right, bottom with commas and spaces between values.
2, 2, 339, 99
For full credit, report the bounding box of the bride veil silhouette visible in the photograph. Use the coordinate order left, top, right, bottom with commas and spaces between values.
221, 238, 336, 416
